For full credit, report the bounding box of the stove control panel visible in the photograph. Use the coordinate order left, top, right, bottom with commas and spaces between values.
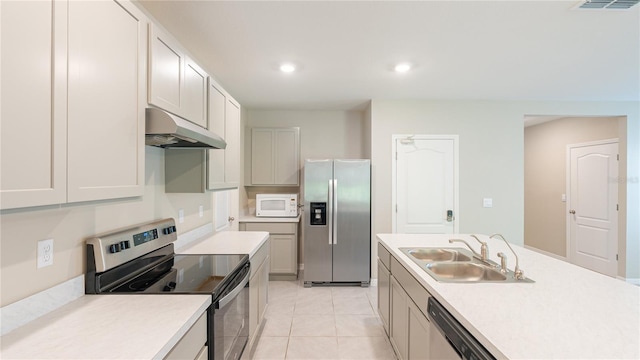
86, 218, 178, 273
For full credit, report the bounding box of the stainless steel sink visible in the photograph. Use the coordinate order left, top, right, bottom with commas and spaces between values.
399, 247, 534, 283
425, 262, 507, 282
404, 248, 472, 262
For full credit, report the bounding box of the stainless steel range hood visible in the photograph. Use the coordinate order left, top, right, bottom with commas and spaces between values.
145, 107, 226, 149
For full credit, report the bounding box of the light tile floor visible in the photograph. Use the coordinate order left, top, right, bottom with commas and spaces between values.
249, 278, 396, 360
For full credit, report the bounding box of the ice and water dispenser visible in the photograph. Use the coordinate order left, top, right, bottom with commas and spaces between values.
309, 202, 327, 225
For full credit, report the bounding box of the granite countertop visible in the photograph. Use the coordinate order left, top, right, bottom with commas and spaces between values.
176, 230, 270, 257
377, 233, 640, 360
238, 214, 301, 223
0, 295, 211, 359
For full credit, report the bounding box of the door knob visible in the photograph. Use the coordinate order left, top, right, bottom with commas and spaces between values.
569, 210, 576, 214
228, 216, 235, 222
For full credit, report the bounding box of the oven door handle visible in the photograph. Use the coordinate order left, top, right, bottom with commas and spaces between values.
218, 270, 250, 310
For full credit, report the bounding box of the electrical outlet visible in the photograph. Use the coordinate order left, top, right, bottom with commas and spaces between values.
199, 205, 204, 217
178, 209, 184, 223
483, 198, 493, 208
37, 238, 54, 268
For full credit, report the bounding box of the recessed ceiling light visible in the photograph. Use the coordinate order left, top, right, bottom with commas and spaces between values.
394, 63, 411, 73
280, 63, 296, 73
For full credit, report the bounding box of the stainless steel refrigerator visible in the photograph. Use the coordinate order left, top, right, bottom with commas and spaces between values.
303, 159, 371, 287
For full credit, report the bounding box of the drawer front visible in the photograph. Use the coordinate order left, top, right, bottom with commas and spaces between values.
391, 257, 430, 317
244, 222, 296, 234
378, 243, 391, 270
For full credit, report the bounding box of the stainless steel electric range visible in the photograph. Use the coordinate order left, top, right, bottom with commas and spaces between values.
85, 218, 249, 360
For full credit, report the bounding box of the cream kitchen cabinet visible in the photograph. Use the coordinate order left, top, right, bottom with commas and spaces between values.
148, 23, 207, 127
380, 244, 431, 360
207, 79, 240, 190
249, 127, 300, 186
377, 244, 392, 335
248, 239, 270, 349
240, 221, 298, 280
66, 0, 146, 202
1, 0, 67, 209
1, 0, 145, 209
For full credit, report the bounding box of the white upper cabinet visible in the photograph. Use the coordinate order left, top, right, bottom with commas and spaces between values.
207, 78, 241, 190
1, 0, 68, 209
250, 128, 300, 186
66, 0, 146, 202
148, 23, 208, 127
1, 0, 145, 209
183, 57, 208, 128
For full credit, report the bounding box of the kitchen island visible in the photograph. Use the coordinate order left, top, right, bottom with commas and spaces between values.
378, 233, 640, 359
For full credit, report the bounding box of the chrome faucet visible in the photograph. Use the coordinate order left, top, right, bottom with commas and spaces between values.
490, 233, 525, 280
448, 235, 490, 263
469, 234, 489, 262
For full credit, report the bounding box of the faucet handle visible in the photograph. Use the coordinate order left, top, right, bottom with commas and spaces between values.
470, 235, 489, 261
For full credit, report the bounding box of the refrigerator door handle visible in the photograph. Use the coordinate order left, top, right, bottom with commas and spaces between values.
333, 179, 338, 244
328, 179, 333, 245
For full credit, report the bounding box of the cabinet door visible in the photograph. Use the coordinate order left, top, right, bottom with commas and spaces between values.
390, 276, 408, 360
148, 23, 183, 116
1, 0, 67, 209
224, 99, 241, 186
408, 299, 430, 360
67, 0, 146, 202
270, 234, 296, 274
274, 128, 300, 185
183, 56, 207, 127
207, 81, 226, 189
251, 129, 275, 184
377, 259, 391, 336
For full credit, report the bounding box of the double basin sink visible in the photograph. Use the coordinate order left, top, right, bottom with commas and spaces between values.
400, 247, 533, 283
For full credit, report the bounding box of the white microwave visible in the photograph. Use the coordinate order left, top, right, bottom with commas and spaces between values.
256, 194, 298, 217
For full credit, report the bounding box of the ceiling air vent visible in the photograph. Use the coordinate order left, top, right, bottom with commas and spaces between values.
578, 0, 639, 9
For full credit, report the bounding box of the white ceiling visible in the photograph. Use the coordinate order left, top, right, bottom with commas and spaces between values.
138, 0, 640, 111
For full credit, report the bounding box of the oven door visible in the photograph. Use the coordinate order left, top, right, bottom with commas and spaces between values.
212, 263, 250, 360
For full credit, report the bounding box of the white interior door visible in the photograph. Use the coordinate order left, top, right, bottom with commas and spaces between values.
393, 135, 458, 233
568, 140, 618, 277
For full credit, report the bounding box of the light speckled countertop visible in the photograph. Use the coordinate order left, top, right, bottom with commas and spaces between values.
176, 230, 269, 256
377, 233, 640, 359
0, 295, 211, 359
238, 214, 301, 223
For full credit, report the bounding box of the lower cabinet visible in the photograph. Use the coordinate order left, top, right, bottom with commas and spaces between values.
164, 313, 207, 360
408, 299, 430, 360
248, 239, 270, 349
380, 243, 431, 360
240, 222, 298, 280
390, 276, 409, 360
377, 258, 391, 335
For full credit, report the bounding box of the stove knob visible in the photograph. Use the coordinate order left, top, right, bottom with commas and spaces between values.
163, 227, 172, 235
109, 243, 121, 253
120, 241, 130, 250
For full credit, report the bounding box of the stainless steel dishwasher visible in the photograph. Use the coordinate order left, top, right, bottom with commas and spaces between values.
427, 297, 496, 360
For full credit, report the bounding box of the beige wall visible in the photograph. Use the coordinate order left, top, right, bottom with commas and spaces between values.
524, 117, 621, 258
244, 109, 367, 266
0, 147, 221, 306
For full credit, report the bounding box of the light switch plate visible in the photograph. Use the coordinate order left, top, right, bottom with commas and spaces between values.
37, 238, 54, 268
483, 198, 493, 208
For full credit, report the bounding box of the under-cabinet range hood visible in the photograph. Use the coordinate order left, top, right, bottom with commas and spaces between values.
145, 107, 226, 149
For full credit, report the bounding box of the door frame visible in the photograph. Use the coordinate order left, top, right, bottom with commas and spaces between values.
391, 134, 460, 233
565, 138, 619, 267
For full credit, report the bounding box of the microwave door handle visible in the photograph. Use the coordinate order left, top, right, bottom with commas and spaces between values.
333, 179, 338, 245
218, 270, 250, 310
328, 179, 333, 245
